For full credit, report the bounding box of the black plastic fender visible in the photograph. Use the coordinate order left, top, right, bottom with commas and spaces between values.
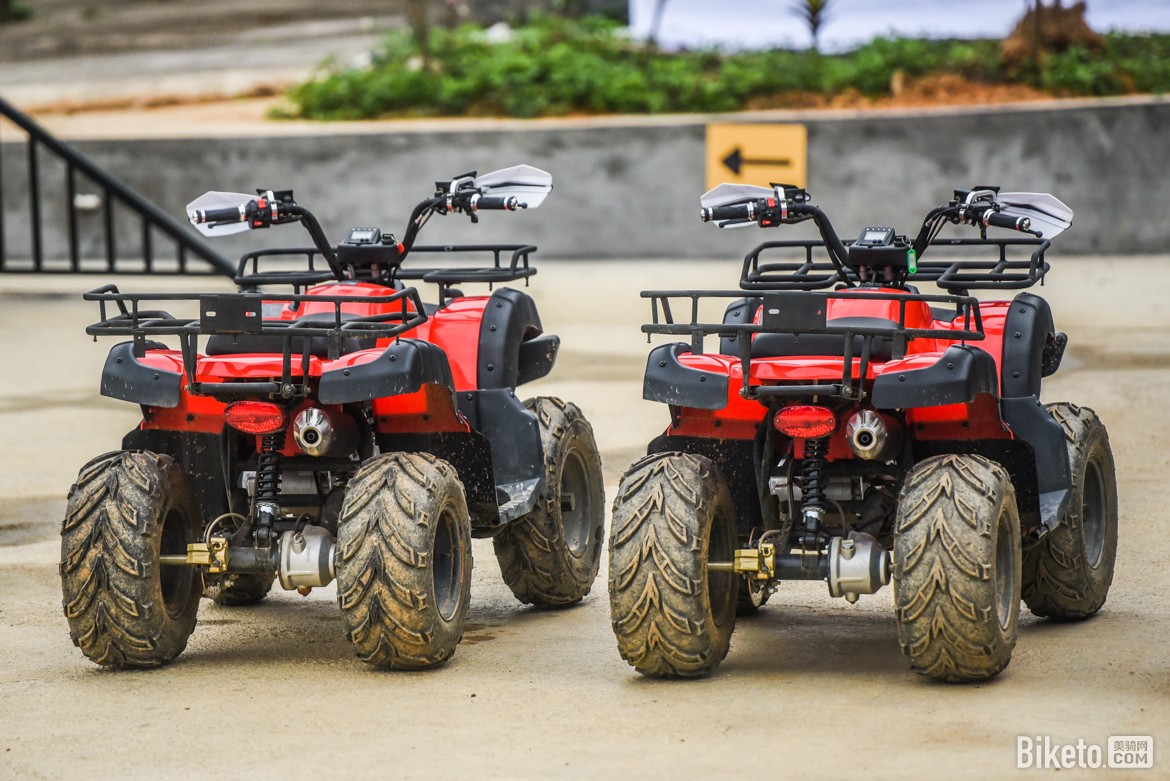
643, 343, 730, 410
516, 333, 560, 386
456, 388, 545, 525
101, 341, 182, 408
719, 296, 762, 355
1002, 292, 1056, 398
871, 344, 999, 409
318, 338, 454, 404
1001, 397, 1071, 531
477, 287, 553, 389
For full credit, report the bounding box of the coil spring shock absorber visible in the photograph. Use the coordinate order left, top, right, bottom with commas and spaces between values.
799, 436, 829, 555
254, 431, 283, 544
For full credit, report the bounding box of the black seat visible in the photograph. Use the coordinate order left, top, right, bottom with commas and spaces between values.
751, 316, 899, 362
205, 313, 377, 358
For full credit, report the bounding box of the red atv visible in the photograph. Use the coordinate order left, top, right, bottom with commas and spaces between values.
609, 184, 1117, 681
62, 166, 605, 670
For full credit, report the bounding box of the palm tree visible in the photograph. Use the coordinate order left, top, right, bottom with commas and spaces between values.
793, 0, 831, 52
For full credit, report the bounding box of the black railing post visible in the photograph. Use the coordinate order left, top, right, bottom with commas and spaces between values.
67, 163, 80, 271
103, 184, 115, 272
142, 218, 153, 273
0, 118, 5, 269
28, 139, 42, 270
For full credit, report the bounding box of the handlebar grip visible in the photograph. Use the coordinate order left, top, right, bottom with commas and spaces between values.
983, 211, 1032, 233
472, 195, 523, 211
700, 202, 759, 223
192, 205, 246, 225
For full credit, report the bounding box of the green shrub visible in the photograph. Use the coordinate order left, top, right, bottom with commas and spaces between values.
278, 17, 1170, 120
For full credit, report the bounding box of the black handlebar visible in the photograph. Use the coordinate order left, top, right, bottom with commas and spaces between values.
700, 203, 759, 223
983, 211, 1032, 233
192, 205, 245, 225
473, 195, 523, 211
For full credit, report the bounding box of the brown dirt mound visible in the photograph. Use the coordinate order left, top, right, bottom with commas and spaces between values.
745, 73, 1052, 111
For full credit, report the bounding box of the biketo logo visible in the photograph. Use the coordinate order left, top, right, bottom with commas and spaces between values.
1016, 736, 1155, 769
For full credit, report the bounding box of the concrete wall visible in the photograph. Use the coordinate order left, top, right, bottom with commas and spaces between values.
2, 97, 1168, 266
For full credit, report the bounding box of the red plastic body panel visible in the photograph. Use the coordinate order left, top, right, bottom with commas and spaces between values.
665, 293, 1015, 451
407, 296, 490, 392
131, 285, 495, 435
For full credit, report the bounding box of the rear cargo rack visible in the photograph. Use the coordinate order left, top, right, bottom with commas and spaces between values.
743, 237, 1050, 292
85, 284, 427, 400
642, 288, 984, 401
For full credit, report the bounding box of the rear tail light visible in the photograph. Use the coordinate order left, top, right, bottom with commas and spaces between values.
224, 401, 286, 435
774, 405, 837, 438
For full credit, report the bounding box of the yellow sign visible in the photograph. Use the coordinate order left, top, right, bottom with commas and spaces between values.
705, 123, 807, 191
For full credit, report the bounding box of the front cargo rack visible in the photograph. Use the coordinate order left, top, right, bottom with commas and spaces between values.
84, 284, 427, 400
230, 243, 538, 306
398, 244, 538, 304
641, 288, 984, 401
742, 237, 1051, 292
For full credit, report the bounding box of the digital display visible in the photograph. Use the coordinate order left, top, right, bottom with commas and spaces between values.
863, 229, 890, 242
348, 228, 379, 244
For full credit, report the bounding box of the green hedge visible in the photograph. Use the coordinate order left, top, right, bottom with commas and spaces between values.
279, 16, 1170, 120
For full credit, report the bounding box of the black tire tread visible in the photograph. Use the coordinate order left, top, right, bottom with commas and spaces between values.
1022, 403, 1118, 620
608, 452, 735, 678
893, 454, 1020, 682
494, 396, 605, 608
335, 452, 472, 669
60, 450, 201, 668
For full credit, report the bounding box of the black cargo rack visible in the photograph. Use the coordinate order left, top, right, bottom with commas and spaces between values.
742, 237, 1050, 292
234, 248, 337, 290
85, 284, 427, 400
229, 244, 537, 305
399, 244, 538, 305
642, 288, 984, 401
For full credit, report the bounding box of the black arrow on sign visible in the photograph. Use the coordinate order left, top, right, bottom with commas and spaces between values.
722, 147, 792, 175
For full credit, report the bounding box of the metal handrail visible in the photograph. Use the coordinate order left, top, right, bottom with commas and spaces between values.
0, 93, 234, 276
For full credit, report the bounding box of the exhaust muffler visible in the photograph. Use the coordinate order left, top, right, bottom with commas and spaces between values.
846, 409, 901, 462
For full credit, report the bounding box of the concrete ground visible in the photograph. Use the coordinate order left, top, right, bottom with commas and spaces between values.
0, 256, 1167, 780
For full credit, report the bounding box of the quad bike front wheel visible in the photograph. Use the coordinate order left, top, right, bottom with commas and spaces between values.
60, 451, 202, 668
494, 397, 605, 608
1023, 403, 1118, 620
335, 452, 472, 669
737, 576, 771, 616
609, 452, 738, 678
893, 454, 1021, 682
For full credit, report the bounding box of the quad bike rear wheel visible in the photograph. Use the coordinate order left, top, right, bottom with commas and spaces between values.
1023, 403, 1118, 620
609, 452, 737, 677
893, 454, 1021, 682
208, 574, 274, 606
494, 397, 605, 608
60, 451, 202, 668
335, 452, 472, 669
